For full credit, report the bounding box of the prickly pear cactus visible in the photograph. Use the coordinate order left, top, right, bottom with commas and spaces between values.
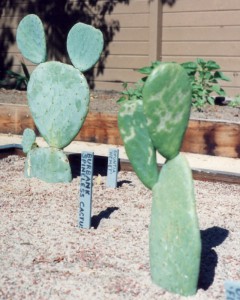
118, 62, 201, 296
17, 14, 103, 182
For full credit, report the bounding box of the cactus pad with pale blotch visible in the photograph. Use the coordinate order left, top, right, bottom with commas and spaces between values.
143, 63, 192, 160
118, 100, 158, 189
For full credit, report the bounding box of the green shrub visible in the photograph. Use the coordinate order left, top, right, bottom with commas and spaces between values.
181, 58, 230, 108
118, 58, 230, 110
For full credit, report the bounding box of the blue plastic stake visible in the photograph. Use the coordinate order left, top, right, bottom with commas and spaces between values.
225, 280, 240, 300
106, 148, 119, 188
79, 151, 94, 229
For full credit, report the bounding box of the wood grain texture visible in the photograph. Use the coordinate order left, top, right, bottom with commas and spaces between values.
0, 104, 239, 158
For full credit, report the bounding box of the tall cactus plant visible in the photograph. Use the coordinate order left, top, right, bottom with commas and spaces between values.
16, 14, 103, 182
118, 63, 201, 296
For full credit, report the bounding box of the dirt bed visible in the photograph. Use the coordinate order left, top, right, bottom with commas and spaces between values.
0, 155, 239, 299
0, 89, 239, 123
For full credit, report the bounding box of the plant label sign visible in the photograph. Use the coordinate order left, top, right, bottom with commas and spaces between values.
79, 151, 94, 229
106, 148, 119, 188
225, 280, 240, 300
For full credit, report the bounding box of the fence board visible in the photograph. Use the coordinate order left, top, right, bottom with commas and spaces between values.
163, 10, 240, 27
163, 0, 240, 12
163, 26, 240, 42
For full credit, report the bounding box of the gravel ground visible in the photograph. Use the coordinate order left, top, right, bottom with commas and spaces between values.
0, 155, 239, 300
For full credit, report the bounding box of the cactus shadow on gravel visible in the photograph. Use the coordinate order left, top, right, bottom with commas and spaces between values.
0, 0, 130, 88
91, 207, 119, 229
198, 226, 229, 291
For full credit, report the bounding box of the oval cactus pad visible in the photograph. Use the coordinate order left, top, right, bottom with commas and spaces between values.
16, 14, 46, 64
150, 154, 201, 295
118, 100, 158, 189
67, 22, 104, 72
143, 63, 192, 160
27, 61, 90, 149
22, 128, 36, 154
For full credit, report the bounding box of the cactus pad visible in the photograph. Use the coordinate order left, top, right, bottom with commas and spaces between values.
67, 22, 104, 72
118, 100, 158, 189
22, 128, 37, 153
142, 63, 192, 160
16, 14, 46, 64
149, 153, 201, 296
25, 147, 72, 183
27, 61, 90, 149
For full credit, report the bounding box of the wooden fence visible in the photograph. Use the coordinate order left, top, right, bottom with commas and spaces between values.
1, 0, 240, 95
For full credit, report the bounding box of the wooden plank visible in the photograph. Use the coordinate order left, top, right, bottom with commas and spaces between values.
76, 112, 122, 145
107, 41, 149, 55
92, 68, 143, 83
162, 56, 240, 72
0, 0, 150, 17
163, 11, 240, 27
104, 13, 149, 28
163, 0, 240, 12
92, 81, 125, 91
6, 52, 149, 70
0, 104, 37, 134
4, 27, 150, 45
182, 119, 240, 158
162, 41, 240, 57
97, 55, 149, 69
0, 104, 239, 158
111, 28, 149, 41
163, 26, 240, 42
93, 0, 150, 14
149, 0, 162, 61
0, 12, 149, 30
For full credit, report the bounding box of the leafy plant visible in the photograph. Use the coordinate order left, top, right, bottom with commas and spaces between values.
181, 58, 230, 108
0, 61, 30, 90
118, 59, 230, 110
228, 95, 240, 108
117, 61, 161, 103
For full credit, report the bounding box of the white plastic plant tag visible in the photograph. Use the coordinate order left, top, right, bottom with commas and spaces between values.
79, 151, 94, 229
225, 280, 240, 300
106, 148, 119, 188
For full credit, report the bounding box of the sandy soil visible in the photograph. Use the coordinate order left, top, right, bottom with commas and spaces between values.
0, 155, 239, 300
0, 89, 239, 123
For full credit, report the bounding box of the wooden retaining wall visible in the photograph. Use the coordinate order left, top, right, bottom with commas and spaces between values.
0, 103, 239, 158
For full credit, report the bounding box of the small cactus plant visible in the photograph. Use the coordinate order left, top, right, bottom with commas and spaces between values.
118, 63, 201, 296
16, 14, 103, 182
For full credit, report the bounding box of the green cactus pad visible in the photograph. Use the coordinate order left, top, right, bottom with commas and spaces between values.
142, 63, 192, 160
22, 128, 37, 154
27, 61, 89, 149
118, 100, 158, 189
16, 14, 46, 64
67, 22, 104, 72
149, 153, 201, 296
25, 147, 72, 183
